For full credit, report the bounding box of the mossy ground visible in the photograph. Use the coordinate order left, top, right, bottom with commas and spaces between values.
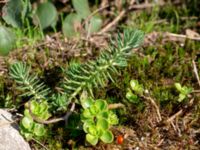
0, 1, 200, 149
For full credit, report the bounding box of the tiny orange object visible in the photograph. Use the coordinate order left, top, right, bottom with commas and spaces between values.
117, 135, 124, 144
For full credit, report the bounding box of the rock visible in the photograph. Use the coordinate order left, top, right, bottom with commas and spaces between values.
0, 109, 31, 150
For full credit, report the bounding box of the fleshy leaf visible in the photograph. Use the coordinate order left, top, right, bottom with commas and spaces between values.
33, 123, 46, 136
98, 111, 109, 119
175, 83, 182, 92
182, 86, 193, 95
86, 133, 98, 146
39, 101, 48, 112
24, 109, 32, 118
21, 116, 33, 129
126, 89, 139, 102
178, 93, 186, 102
39, 112, 51, 120
97, 118, 109, 130
29, 100, 51, 120
83, 120, 95, 133
130, 80, 143, 94
95, 100, 108, 111
81, 97, 94, 109
30, 100, 39, 114
108, 111, 118, 125
130, 80, 137, 89
82, 108, 93, 119
89, 105, 99, 115
22, 132, 33, 140
88, 125, 98, 136
100, 130, 114, 143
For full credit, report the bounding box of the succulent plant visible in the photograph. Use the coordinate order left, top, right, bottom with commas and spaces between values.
175, 83, 193, 102
126, 79, 144, 103
20, 100, 51, 140
80, 98, 118, 145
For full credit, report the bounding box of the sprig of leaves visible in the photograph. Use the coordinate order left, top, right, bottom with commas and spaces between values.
63, 29, 144, 103
9, 62, 50, 100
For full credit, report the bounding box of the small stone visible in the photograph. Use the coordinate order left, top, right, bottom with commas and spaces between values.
0, 109, 31, 150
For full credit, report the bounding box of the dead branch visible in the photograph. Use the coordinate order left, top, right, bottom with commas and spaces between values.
166, 109, 183, 124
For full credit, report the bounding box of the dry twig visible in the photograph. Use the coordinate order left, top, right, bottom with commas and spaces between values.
28, 101, 75, 124
99, 10, 126, 34
192, 60, 200, 87
98, 0, 180, 34
99, 0, 136, 34
129, 1, 165, 9
166, 32, 200, 41
82, 5, 109, 27
108, 103, 125, 109
142, 95, 162, 122
164, 98, 194, 125
166, 110, 183, 124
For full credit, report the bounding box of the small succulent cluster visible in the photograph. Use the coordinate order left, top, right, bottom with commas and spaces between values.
126, 80, 144, 104
80, 98, 118, 145
174, 83, 193, 102
126, 80, 193, 104
20, 100, 51, 140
